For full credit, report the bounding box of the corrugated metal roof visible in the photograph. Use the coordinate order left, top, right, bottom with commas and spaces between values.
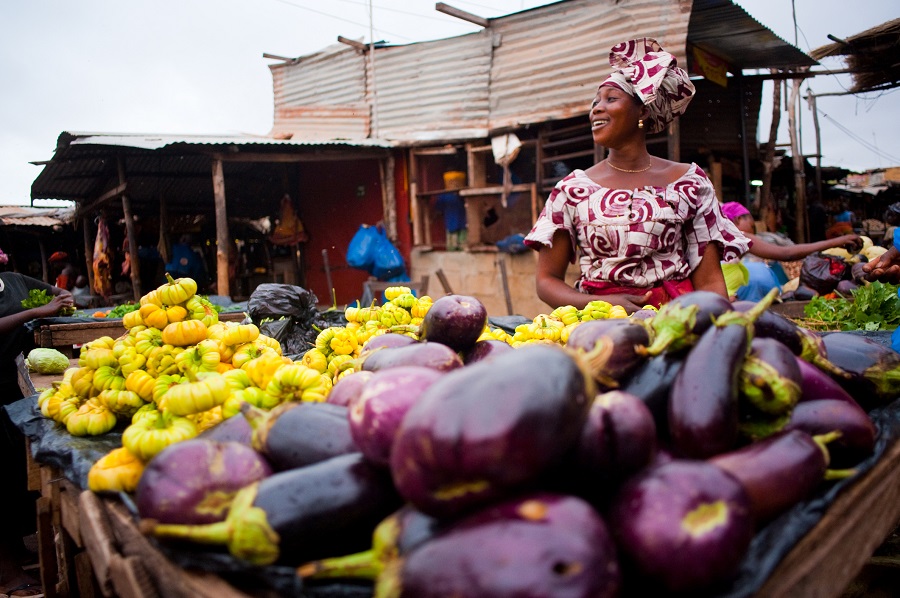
270, 42, 370, 140
371, 32, 493, 141
0, 206, 75, 227
488, 0, 691, 130
268, 0, 812, 144
30, 132, 393, 213
688, 0, 818, 70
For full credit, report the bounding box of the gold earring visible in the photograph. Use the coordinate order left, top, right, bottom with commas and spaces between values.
638, 119, 644, 129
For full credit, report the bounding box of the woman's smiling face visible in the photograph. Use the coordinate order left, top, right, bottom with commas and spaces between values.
589, 85, 644, 146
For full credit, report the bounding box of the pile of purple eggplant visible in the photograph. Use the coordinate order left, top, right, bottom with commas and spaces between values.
135, 292, 898, 597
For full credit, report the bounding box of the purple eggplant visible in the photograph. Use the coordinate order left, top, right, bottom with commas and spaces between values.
390, 344, 594, 518
643, 290, 735, 355
242, 401, 359, 471
669, 312, 750, 458
570, 391, 656, 498
784, 399, 876, 466
349, 366, 445, 467
608, 459, 753, 593
143, 453, 402, 566
197, 411, 254, 446
384, 492, 621, 598
709, 429, 832, 523
361, 341, 463, 373
739, 337, 802, 416
619, 351, 685, 436
327, 370, 375, 408
566, 319, 650, 388
360, 333, 419, 355
796, 356, 859, 405
821, 332, 900, 409
461, 339, 514, 364
734, 300, 849, 378
135, 439, 272, 525
420, 294, 488, 352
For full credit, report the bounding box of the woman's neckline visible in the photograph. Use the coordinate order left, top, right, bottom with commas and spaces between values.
575, 162, 697, 189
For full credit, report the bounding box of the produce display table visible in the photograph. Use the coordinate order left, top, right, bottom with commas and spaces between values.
9, 334, 900, 598
31, 312, 248, 356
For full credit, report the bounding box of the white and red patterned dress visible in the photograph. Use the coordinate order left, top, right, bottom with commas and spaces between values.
524, 164, 750, 293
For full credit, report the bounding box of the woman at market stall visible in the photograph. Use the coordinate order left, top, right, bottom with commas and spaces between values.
524, 38, 749, 312
721, 201, 860, 300
0, 256, 73, 587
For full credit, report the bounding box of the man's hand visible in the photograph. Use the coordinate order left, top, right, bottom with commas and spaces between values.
862, 246, 900, 283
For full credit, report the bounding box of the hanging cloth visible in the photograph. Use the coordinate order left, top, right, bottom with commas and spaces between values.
92, 216, 112, 298
269, 194, 309, 246
491, 133, 522, 208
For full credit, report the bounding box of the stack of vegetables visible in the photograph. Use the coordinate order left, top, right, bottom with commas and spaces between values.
34, 273, 342, 494
123, 290, 898, 597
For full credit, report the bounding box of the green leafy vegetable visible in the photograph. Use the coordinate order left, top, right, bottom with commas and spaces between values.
21, 288, 75, 316
802, 281, 900, 331
107, 302, 140, 318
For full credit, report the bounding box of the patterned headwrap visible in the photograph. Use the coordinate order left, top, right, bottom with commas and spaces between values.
600, 38, 696, 134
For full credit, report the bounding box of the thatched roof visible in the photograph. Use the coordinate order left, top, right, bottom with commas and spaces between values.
810, 19, 900, 93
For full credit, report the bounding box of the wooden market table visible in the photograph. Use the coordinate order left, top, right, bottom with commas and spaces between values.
32, 311, 248, 356
14, 355, 900, 598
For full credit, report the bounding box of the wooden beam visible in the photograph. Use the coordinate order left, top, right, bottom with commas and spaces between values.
435, 3, 489, 27
212, 159, 230, 298
118, 158, 142, 300
337, 36, 368, 51
381, 156, 397, 239
209, 151, 389, 163
74, 182, 127, 219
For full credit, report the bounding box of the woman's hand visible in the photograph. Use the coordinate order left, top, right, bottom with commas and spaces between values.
604, 292, 652, 314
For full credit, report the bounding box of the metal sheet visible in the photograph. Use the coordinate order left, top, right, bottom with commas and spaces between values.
488, 0, 691, 130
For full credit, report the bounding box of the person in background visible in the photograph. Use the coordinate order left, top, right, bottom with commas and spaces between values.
808, 198, 827, 242
48, 251, 76, 291
166, 234, 209, 291
720, 202, 859, 300
434, 171, 468, 251
863, 224, 900, 283
0, 252, 74, 590
71, 274, 92, 308
525, 38, 749, 312
826, 206, 855, 239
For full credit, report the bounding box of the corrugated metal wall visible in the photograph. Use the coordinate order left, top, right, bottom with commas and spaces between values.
488, 0, 691, 130
270, 42, 369, 140
269, 0, 703, 142
368, 32, 493, 142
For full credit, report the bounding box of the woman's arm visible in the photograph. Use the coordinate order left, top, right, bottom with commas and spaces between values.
691, 243, 728, 297
0, 294, 75, 336
747, 233, 859, 261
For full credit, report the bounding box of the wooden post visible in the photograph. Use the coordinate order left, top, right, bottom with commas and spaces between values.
667, 118, 680, 163
83, 217, 95, 295
788, 77, 807, 243
39, 238, 48, 284
381, 156, 397, 240
117, 157, 142, 300
212, 159, 230, 298
808, 93, 823, 204
760, 71, 782, 220
158, 193, 170, 265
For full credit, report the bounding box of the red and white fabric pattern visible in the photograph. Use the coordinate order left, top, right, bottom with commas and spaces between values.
601, 37, 696, 134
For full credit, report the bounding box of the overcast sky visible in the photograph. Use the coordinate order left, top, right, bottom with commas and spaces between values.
1, 0, 897, 207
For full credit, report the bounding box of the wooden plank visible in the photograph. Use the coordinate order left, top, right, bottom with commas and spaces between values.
78, 491, 117, 598
26, 439, 42, 492
756, 438, 900, 597
212, 158, 230, 298
104, 500, 252, 598
73, 551, 99, 598
60, 480, 83, 546
37, 496, 59, 598
109, 554, 159, 598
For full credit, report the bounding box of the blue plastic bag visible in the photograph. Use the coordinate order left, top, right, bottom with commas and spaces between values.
346, 224, 380, 271
372, 229, 406, 280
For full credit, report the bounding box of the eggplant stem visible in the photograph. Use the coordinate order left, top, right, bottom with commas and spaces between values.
642, 304, 699, 355
812, 430, 843, 466
147, 519, 232, 545
824, 468, 857, 480
297, 549, 380, 580
239, 403, 267, 430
